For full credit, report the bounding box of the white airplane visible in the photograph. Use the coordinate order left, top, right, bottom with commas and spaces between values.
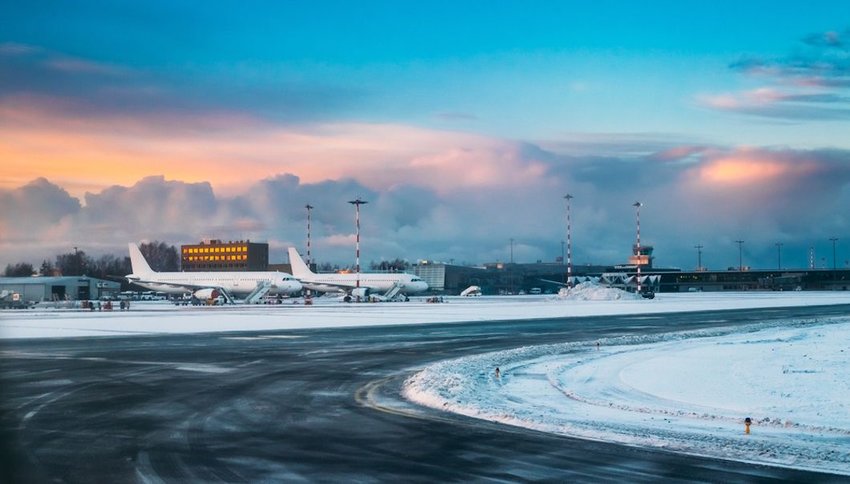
126, 243, 302, 302
287, 247, 428, 298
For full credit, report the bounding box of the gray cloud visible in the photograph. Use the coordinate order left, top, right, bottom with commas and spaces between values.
0, 42, 364, 124
0, 178, 80, 240
712, 28, 850, 120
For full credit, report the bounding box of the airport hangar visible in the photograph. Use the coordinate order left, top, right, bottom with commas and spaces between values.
0, 276, 121, 302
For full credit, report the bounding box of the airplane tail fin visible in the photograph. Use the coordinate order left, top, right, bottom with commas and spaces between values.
128, 243, 155, 274
287, 247, 314, 278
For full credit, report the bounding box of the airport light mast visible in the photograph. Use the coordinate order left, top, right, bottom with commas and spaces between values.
348, 198, 368, 290
633, 202, 643, 294
830, 237, 839, 270
775, 242, 783, 270
735, 240, 745, 271
564, 194, 574, 288
694, 244, 703, 271
305, 204, 314, 268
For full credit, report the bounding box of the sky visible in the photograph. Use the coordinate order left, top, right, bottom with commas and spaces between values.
2, 1, 850, 271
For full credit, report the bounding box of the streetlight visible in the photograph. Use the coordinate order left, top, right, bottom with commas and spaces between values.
347, 198, 368, 290
508, 237, 515, 294
830, 237, 838, 270
305, 204, 314, 268
694, 244, 703, 271
633, 201, 643, 293
735, 240, 744, 271
775, 242, 783, 270
564, 194, 574, 288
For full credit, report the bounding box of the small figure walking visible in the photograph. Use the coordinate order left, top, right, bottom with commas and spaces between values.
596, 342, 600, 351
744, 417, 752, 434
495, 367, 501, 379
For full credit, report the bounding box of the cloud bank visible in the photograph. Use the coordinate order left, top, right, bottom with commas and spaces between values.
2, 144, 849, 272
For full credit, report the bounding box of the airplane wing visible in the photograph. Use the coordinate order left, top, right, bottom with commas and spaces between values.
312, 281, 359, 292
126, 276, 221, 292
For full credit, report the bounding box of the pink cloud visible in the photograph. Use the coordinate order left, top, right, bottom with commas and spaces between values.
0, 98, 552, 198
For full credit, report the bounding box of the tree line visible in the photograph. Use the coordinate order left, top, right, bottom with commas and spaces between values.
5, 242, 412, 281
3, 242, 179, 285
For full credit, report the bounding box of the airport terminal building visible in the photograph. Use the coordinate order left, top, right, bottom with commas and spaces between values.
415, 260, 850, 295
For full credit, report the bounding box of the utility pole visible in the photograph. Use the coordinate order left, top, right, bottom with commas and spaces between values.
633, 202, 642, 293
508, 237, 515, 295
305, 204, 314, 268
694, 244, 703, 271
348, 198, 368, 290
564, 194, 574, 288
735, 240, 745, 271
830, 237, 839, 270
775, 242, 783, 270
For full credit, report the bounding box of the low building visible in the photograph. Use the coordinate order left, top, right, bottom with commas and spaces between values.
0, 276, 121, 302
415, 261, 610, 295
659, 269, 850, 292
181, 239, 268, 272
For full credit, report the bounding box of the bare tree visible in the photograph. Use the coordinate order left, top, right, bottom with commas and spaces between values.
139, 241, 179, 272
55, 250, 93, 276
39, 259, 57, 276
4, 262, 35, 277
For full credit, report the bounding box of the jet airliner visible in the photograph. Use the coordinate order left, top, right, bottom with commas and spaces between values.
126, 243, 302, 301
287, 247, 428, 297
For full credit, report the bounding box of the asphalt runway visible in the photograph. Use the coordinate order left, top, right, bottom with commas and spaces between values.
3, 304, 850, 482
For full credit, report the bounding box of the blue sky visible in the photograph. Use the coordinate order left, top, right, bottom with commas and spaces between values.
1, 2, 850, 270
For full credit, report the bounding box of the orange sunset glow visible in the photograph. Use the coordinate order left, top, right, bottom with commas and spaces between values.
699, 158, 789, 185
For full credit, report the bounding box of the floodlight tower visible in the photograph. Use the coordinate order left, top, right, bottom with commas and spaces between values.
775, 242, 783, 270
564, 194, 574, 288
305, 204, 314, 268
694, 244, 703, 271
830, 237, 839, 270
735, 240, 745, 271
633, 201, 643, 293
348, 198, 368, 289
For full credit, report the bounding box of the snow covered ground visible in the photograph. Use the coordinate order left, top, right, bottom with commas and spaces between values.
2, 291, 850, 339
3, 290, 850, 473
403, 318, 850, 475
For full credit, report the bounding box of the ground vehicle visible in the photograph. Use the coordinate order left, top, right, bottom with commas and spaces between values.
0, 290, 32, 309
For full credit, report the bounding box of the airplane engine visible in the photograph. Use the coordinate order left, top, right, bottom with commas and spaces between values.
193, 288, 220, 300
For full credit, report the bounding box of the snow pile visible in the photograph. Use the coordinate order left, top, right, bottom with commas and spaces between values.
556, 281, 642, 301
403, 318, 850, 475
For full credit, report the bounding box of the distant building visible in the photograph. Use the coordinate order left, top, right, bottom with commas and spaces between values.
180, 239, 268, 272
660, 269, 850, 292
414, 260, 609, 295
0, 276, 121, 301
